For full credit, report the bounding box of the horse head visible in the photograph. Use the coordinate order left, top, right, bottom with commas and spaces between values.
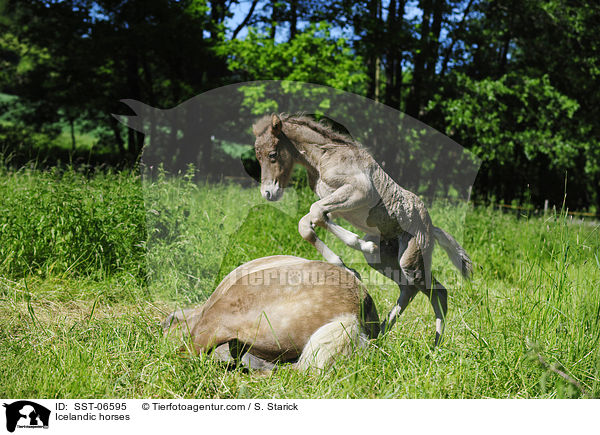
252, 114, 295, 201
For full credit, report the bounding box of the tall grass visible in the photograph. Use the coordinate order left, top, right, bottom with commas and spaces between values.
0, 164, 146, 281
0, 165, 598, 398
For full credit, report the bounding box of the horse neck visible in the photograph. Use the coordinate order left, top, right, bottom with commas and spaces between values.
282, 122, 327, 174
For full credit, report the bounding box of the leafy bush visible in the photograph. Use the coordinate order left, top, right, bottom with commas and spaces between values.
0, 165, 146, 279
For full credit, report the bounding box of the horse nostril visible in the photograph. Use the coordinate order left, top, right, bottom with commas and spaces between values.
265, 191, 271, 200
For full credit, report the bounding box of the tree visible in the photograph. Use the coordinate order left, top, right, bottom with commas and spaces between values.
1, 0, 227, 164
222, 22, 367, 93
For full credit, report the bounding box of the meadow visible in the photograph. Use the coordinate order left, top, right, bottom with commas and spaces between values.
0, 164, 599, 399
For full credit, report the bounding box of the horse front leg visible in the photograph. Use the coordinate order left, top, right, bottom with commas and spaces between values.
298, 214, 345, 267
307, 184, 377, 256
298, 213, 363, 280
324, 220, 377, 255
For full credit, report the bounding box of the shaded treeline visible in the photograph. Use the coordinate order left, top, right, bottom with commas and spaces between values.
0, 0, 599, 210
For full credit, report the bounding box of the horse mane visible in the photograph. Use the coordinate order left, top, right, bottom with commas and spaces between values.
253, 113, 361, 148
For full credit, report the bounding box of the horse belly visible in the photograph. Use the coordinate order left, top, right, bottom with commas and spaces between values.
233, 283, 359, 361
332, 208, 380, 235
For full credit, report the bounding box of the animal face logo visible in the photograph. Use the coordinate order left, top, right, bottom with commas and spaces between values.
3, 401, 50, 433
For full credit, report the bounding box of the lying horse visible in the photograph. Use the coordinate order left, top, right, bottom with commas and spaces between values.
163, 255, 380, 371
252, 114, 473, 346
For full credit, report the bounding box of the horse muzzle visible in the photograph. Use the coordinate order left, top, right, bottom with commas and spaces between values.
261, 181, 284, 201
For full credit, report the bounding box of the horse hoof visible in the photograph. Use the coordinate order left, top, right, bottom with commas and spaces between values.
361, 241, 377, 254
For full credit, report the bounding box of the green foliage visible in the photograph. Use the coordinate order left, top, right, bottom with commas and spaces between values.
429, 71, 595, 207
434, 73, 581, 167
434, 0, 600, 208
2, 0, 600, 209
221, 22, 368, 93
1, 0, 225, 157
0, 123, 56, 156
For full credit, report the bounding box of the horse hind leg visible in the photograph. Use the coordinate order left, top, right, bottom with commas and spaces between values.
407, 242, 448, 348
380, 285, 419, 335
396, 236, 449, 347
295, 314, 366, 371
388, 278, 447, 347
362, 235, 420, 335
367, 234, 449, 347
421, 281, 448, 347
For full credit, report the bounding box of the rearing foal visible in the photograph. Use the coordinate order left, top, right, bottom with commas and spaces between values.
252, 114, 472, 346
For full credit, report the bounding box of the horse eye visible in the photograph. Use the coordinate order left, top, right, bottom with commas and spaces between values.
268, 151, 277, 160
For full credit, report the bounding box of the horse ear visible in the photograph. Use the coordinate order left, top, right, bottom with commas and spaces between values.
271, 114, 282, 136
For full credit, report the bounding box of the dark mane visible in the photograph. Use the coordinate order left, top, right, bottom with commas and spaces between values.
253, 113, 360, 148
281, 113, 358, 146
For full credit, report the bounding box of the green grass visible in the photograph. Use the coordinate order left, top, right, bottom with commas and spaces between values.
0, 165, 599, 398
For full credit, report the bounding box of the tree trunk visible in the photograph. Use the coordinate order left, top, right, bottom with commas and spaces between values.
110, 117, 125, 155
406, 0, 432, 118
232, 0, 260, 39
289, 0, 298, 40
440, 0, 475, 77
210, 0, 226, 40
384, 0, 406, 109
141, 52, 156, 107
426, 0, 444, 82
69, 118, 76, 152
498, 35, 511, 76
125, 47, 143, 157
270, 0, 278, 40
384, 0, 397, 107
366, 0, 381, 100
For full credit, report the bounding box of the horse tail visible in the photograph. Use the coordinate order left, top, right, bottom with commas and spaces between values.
433, 226, 473, 279
296, 314, 367, 371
